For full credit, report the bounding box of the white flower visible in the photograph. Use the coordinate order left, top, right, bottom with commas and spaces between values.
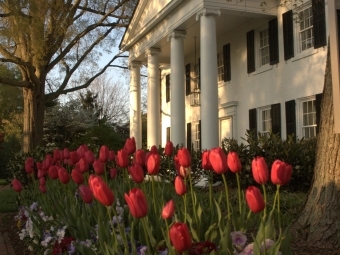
25, 218, 34, 238
19, 229, 27, 240
28, 246, 34, 251
30, 202, 39, 211
57, 226, 67, 243
41, 236, 53, 247
43, 249, 50, 255
260, 239, 275, 252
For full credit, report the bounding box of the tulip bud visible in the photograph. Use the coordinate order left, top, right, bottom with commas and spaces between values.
53, 149, 62, 162
69, 151, 79, 166
146, 153, 160, 175
271, 160, 292, 186
88, 175, 114, 206
227, 151, 242, 173
48, 166, 59, 180
71, 169, 84, 184
99, 145, 109, 163
128, 164, 144, 183
164, 141, 174, 156
150, 145, 158, 154
209, 147, 228, 174
251, 157, 269, 185
201, 150, 212, 171
79, 185, 93, 204
25, 157, 34, 174
39, 184, 47, 193
177, 148, 191, 167
174, 176, 187, 196
93, 159, 105, 175
78, 158, 89, 173
178, 166, 191, 178
133, 149, 145, 166
108, 150, 116, 161
84, 150, 95, 165
169, 222, 192, 252
124, 188, 148, 218
12, 179, 22, 192
116, 149, 129, 168
63, 148, 70, 159
110, 168, 117, 179
58, 167, 70, 184
124, 137, 136, 155
39, 177, 46, 186
162, 200, 175, 219
245, 186, 265, 213
77, 145, 86, 159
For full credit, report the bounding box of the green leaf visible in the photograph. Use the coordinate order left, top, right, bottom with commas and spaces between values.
279, 226, 293, 255
256, 210, 276, 244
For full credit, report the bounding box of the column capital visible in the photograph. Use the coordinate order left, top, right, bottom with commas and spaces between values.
167, 30, 187, 42
129, 61, 142, 69
196, 8, 221, 21
145, 48, 161, 57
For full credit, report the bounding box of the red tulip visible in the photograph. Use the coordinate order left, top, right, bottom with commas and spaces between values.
174, 176, 187, 196
78, 158, 89, 173
48, 166, 59, 180
164, 141, 174, 156
109, 150, 116, 161
251, 157, 269, 184
71, 169, 84, 184
110, 168, 117, 179
177, 148, 191, 167
63, 148, 70, 159
88, 175, 114, 206
178, 166, 191, 178
77, 145, 87, 159
133, 149, 145, 166
124, 188, 148, 218
99, 145, 109, 163
93, 159, 105, 175
43, 155, 54, 171
25, 157, 34, 174
150, 145, 158, 154
128, 164, 144, 183
79, 185, 93, 204
12, 179, 22, 192
245, 186, 265, 213
124, 137, 136, 155
37, 168, 45, 179
169, 222, 192, 252
271, 160, 292, 185
39, 184, 47, 193
53, 149, 62, 162
84, 150, 95, 165
146, 153, 160, 175
227, 152, 242, 173
58, 167, 70, 184
39, 177, 46, 186
209, 147, 228, 174
162, 199, 175, 219
202, 150, 212, 171
69, 151, 79, 165
116, 149, 129, 168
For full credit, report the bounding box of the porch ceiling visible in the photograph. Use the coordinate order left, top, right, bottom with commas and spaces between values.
136, 9, 275, 64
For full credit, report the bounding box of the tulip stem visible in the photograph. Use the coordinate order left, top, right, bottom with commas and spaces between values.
208, 172, 213, 210
141, 217, 153, 254
151, 176, 157, 214
236, 173, 242, 215
183, 194, 187, 224
261, 184, 267, 219
276, 185, 282, 231
106, 206, 122, 254
188, 173, 199, 234
112, 206, 129, 254
221, 174, 231, 220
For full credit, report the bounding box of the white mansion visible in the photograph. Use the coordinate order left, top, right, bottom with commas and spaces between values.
119, 0, 338, 151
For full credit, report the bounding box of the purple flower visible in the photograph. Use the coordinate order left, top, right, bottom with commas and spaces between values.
239, 243, 254, 255
260, 239, 275, 252
230, 231, 247, 247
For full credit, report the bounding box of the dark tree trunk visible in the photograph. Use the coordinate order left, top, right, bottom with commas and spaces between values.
22, 80, 45, 153
292, 46, 340, 250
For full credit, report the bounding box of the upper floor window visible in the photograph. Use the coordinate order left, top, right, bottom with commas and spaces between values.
299, 6, 314, 51
217, 52, 224, 82
259, 28, 270, 66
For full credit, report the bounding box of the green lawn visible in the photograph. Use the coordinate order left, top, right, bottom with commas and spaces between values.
0, 187, 18, 212
0, 179, 8, 185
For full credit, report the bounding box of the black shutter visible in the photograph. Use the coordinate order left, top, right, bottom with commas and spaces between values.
249, 108, 257, 134
166, 74, 170, 102
285, 100, 296, 136
198, 120, 202, 151
315, 93, 323, 134
283, 10, 294, 60
312, 0, 326, 49
187, 122, 192, 152
247, 30, 255, 73
185, 64, 191, 96
271, 103, 281, 137
166, 127, 171, 142
223, 43, 231, 81
269, 17, 279, 65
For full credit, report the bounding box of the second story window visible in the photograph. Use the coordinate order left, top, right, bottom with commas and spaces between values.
259, 28, 269, 66
299, 6, 314, 51
217, 52, 224, 82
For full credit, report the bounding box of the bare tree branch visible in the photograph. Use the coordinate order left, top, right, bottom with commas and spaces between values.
0, 77, 31, 88
77, 5, 130, 19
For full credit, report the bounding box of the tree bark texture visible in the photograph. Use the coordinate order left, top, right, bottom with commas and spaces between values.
292, 47, 340, 249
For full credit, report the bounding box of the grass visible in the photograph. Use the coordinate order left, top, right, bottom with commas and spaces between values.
0, 187, 19, 212
0, 179, 8, 185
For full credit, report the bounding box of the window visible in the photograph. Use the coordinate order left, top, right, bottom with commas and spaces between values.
185, 64, 191, 96
217, 52, 224, 82
299, 6, 314, 51
165, 74, 170, 102
261, 107, 272, 134
259, 28, 270, 66
194, 122, 201, 151
302, 99, 316, 138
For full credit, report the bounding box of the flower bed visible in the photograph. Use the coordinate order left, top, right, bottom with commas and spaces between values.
11, 138, 293, 255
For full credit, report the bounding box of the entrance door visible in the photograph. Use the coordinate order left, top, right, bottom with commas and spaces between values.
220, 118, 232, 144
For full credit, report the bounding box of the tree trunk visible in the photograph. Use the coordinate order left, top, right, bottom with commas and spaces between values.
292, 47, 340, 249
22, 84, 45, 153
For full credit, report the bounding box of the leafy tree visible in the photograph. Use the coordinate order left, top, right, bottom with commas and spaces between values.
0, 0, 136, 152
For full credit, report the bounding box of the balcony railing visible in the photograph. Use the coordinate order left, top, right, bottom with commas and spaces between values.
190, 88, 200, 106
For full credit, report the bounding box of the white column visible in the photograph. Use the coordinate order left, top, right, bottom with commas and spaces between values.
168, 31, 186, 146
196, 8, 220, 150
129, 61, 142, 149
146, 48, 161, 148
